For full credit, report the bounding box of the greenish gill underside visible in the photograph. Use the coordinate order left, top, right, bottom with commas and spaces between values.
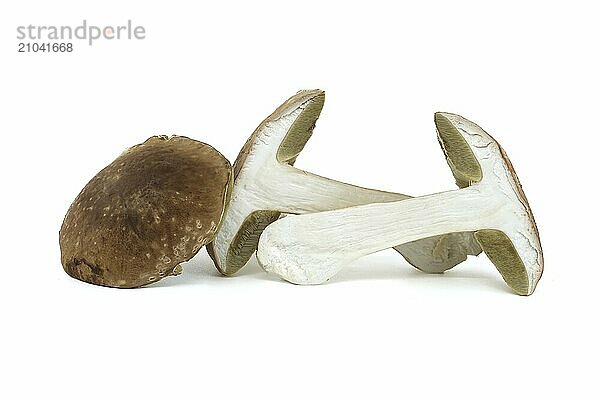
434, 113, 483, 188
474, 229, 530, 295
277, 93, 325, 165
225, 210, 281, 275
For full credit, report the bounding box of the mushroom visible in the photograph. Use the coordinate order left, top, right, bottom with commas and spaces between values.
59, 135, 232, 288
207, 90, 481, 276
257, 113, 543, 295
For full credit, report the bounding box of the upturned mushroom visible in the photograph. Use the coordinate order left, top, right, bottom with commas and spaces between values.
257, 113, 543, 295
207, 90, 481, 276
60, 135, 232, 288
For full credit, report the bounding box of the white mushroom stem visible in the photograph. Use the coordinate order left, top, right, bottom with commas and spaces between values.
266, 187, 488, 256
258, 187, 489, 277
254, 163, 408, 213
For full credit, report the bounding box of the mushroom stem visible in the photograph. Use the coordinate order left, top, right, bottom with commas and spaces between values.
354, 188, 493, 251
257, 187, 496, 284
263, 163, 409, 214
268, 187, 491, 258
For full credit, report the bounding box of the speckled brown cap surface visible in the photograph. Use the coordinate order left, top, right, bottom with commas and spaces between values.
59, 135, 232, 288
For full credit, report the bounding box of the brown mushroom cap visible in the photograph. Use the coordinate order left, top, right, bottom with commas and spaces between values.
59, 135, 232, 288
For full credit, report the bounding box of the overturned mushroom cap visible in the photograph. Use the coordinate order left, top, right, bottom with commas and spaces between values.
59, 135, 232, 288
435, 112, 543, 294
207, 90, 323, 274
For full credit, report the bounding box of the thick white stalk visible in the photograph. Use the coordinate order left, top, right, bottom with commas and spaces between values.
328, 186, 498, 254
257, 184, 507, 284
264, 163, 410, 214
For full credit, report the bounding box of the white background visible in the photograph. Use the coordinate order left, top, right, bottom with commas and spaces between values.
1, 1, 598, 399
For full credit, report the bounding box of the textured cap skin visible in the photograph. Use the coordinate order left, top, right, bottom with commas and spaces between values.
59, 135, 232, 288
